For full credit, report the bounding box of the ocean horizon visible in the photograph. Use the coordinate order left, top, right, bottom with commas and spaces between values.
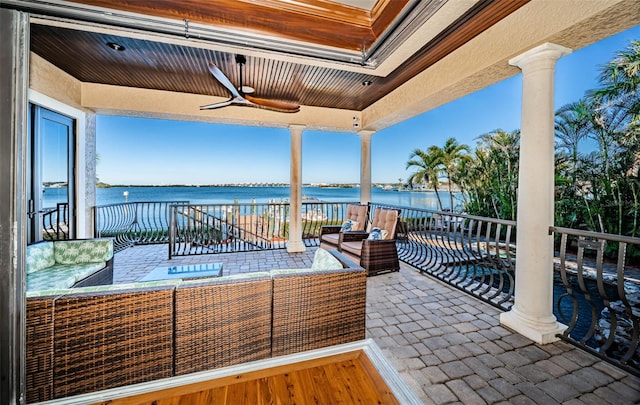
43, 185, 461, 211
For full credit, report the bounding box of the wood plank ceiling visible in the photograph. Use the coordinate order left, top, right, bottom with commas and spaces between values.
26, 0, 530, 111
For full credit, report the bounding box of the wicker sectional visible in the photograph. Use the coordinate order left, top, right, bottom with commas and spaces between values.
25, 250, 366, 403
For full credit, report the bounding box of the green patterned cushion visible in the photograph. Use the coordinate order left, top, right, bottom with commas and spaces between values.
179, 271, 271, 286
27, 266, 78, 291
311, 248, 344, 270
52, 262, 107, 283
26, 279, 180, 298
270, 269, 314, 276
26, 242, 55, 274
53, 239, 113, 264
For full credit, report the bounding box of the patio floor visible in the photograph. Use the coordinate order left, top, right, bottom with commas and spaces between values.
113, 245, 640, 404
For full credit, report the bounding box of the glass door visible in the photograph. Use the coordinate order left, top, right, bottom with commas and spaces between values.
27, 105, 75, 243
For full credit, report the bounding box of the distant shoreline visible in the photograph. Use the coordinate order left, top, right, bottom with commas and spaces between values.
96, 183, 457, 192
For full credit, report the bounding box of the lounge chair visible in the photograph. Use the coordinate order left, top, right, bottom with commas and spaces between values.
338, 207, 401, 276
319, 204, 369, 250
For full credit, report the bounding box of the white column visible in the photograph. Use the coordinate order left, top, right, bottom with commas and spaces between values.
500, 43, 571, 344
359, 130, 374, 204
287, 125, 306, 253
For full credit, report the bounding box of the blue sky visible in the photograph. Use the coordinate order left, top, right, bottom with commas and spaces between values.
97, 26, 639, 185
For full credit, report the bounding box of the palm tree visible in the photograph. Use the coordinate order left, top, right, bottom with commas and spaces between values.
590, 39, 640, 120
555, 100, 592, 176
474, 129, 520, 220
406, 148, 444, 210
430, 138, 470, 211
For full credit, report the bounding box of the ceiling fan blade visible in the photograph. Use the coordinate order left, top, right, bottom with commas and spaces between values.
207, 62, 241, 98
199, 99, 234, 110
245, 95, 300, 113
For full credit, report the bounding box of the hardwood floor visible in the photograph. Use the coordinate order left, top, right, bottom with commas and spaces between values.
97, 351, 399, 404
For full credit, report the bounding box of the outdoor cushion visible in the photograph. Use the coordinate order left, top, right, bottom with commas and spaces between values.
27, 266, 81, 291
54, 239, 113, 264
344, 204, 368, 231
26, 242, 55, 274
311, 248, 344, 270
367, 208, 398, 239
339, 241, 363, 257
26, 279, 180, 298
179, 271, 271, 286
321, 233, 340, 246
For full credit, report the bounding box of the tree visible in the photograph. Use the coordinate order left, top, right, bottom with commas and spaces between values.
431, 137, 470, 211
406, 148, 444, 210
465, 129, 520, 220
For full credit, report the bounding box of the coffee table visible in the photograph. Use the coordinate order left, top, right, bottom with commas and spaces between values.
140, 263, 223, 282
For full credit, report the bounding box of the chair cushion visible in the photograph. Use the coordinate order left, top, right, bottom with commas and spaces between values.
340, 241, 363, 257
345, 204, 367, 231
368, 208, 398, 239
26, 242, 55, 274
26, 264, 99, 291
320, 233, 340, 246
311, 248, 344, 270
54, 239, 113, 264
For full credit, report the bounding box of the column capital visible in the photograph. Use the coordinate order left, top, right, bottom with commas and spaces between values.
358, 129, 375, 140
289, 124, 306, 135
509, 43, 572, 70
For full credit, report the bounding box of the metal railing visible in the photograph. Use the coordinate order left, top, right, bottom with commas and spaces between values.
94, 201, 188, 252
168, 201, 358, 258
550, 226, 640, 375
92, 199, 639, 375
42, 202, 69, 240
373, 203, 517, 310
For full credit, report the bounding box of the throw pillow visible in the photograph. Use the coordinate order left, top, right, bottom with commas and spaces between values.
367, 227, 383, 240
341, 219, 359, 232
311, 248, 344, 270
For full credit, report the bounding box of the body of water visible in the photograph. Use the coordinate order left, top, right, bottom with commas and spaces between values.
44, 185, 461, 211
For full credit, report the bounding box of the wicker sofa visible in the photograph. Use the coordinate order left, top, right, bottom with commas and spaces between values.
26, 238, 114, 291
25, 249, 366, 403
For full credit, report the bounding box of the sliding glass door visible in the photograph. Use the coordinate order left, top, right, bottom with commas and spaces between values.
27, 104, 75, 243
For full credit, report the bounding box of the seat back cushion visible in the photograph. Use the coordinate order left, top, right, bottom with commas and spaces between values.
369, 209, 398, 239
26, 242, 55, 274
311, 248, 344, 270
54, 239, 113, 264
345, 204, 368, 231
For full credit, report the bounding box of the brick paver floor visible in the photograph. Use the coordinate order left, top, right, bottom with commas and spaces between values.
114, 245, 640, 404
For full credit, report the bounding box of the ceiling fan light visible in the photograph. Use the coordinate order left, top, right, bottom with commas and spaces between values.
241, 85, 255, 94
362, 80, 373, 86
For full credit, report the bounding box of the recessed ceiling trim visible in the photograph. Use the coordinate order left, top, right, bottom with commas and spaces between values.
3, 0, 368, 65
2, 0, 456, 71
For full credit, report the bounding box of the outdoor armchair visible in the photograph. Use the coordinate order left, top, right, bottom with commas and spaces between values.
338, 207, 401, 276
319, 203, 369, 250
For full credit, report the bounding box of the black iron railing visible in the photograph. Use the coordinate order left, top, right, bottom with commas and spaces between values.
92, 199, 639, 375
42, 202, 69, 240
550, 226, 640, 376
168, 201, 358, 258
372, 203, 517, 310
94, 201, 188, 252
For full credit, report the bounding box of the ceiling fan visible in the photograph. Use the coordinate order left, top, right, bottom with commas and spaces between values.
200, 55, 300, 113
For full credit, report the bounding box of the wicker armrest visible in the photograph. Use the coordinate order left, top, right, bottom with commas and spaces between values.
320, 225, 342, 236
339, 230, 369, 243
360, 239, 400, 276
